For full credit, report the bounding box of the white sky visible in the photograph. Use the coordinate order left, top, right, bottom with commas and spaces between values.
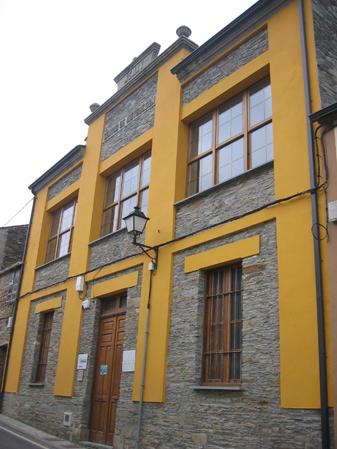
0, 0, 256, 226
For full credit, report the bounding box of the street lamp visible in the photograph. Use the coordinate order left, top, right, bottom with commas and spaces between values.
123, 206, 158, 265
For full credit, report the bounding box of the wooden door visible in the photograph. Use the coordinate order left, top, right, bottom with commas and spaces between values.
90, 298, 125, 445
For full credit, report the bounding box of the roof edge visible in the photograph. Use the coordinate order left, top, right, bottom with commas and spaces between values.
84, 37, 198, 126
171, 0, 290, 75
114, 42, 161, 84
310, 103, 337, 124
29, 144, 85, 194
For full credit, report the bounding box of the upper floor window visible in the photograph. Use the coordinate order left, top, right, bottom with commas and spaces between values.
202, 263, 242, 386
188, 78, 273, 196
101, 152, 151, 236
45, 200, 76, 263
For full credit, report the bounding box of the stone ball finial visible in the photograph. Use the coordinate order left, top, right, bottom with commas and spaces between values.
176, 25, 192, 38
89, 103, 100, 113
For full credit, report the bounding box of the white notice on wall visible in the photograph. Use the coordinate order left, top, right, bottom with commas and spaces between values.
77, 353, 88, 370
122, 350, 136, 372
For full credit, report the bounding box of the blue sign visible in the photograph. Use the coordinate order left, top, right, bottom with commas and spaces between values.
99, 364, 108, 375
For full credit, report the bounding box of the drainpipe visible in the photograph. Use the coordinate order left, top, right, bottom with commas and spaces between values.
135, 260, 156, 449
0, 196, 36, 412
297, 1, 330, 447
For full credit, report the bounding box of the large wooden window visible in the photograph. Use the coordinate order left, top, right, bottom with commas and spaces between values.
45, 200, 76, 262
35, 311, 54, 383
188, 78, 272, 195
101, 152, 151, 236
202, 264, 242, 385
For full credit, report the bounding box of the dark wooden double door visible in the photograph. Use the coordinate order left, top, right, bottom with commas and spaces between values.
90, 298, 125, 445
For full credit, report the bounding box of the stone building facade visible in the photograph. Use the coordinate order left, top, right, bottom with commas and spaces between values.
0, 225, 28, 389
2, 1, 337, 449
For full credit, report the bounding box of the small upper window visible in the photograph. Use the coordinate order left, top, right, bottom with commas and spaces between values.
45, 200, 76, 263
188, 78, 273, 196
101, 152, 151, 236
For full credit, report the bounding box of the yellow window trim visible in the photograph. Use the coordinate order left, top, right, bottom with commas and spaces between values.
184, 235, 260, 273
46, 181, 80, 212
181, 53, 270, 123
34, 296, 63, 314
99, 129, 153, 176
91, 271, 139, 298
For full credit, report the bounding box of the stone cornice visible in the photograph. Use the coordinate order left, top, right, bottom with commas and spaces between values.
84, 37, 198, 126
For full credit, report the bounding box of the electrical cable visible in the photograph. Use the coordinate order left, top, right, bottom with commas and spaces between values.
2, 198, 34, 227
15, 183, 325, 302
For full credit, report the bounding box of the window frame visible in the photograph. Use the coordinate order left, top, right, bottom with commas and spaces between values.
187, 78, 272, 196
45, 200, 77, 263
34, 311, 54, 384
101, 151, 151, 236
202, 263, 242, 386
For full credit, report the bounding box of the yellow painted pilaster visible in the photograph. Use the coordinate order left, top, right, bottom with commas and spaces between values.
20, 188, 49, 295
4, 297, 31, 392
54, 279, 82, 396
54, 115, 105, 395
146, 48, 192, 246
68, 115, 105, 276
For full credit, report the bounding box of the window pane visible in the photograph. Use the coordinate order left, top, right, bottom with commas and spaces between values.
250, 123, 273, 168
188, 154, 213, 195
218, 138, 244, 183
249, 80, 272, 127
106, 174, 121, 206
122, 161, 139, 198
120, 195, 137, 229
57, 231, 71, 257
229, 352, 241, 381
190, 115, 213, 159
140, 189, 149, 215
199, 155, 213, 192
218, 97, 243, 144
46, 238, 57, 263
50, 210, 61, 236
60, 202, 75, 232
101, 206, 117, 236
188, 161, 199, 196
141, 154, 151, 188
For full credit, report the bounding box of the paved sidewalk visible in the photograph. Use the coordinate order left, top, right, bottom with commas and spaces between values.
0, 413, 87, 449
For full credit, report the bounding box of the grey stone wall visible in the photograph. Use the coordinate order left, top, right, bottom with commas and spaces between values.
182, 28, 268, 104
34, 255, 70, 291
114, 221, 325, 449
89, 229, 141, 271
2, 292, 70, 436
2, 268, 142, 443
101, 75, 157, 161
0, 225, 28, 271
0, 266, 21, 347
312, 0, 337, 109
175, 162, 274, 238
47, 165, 82, 201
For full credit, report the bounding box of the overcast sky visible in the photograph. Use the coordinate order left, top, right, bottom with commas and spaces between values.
0, 0, 256, 226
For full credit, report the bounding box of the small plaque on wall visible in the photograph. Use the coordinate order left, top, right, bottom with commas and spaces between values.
77, 353, 88, 370
122, 350, 136, 372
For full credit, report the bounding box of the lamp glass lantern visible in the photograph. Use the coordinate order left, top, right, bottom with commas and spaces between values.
124, 206, 149, 239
